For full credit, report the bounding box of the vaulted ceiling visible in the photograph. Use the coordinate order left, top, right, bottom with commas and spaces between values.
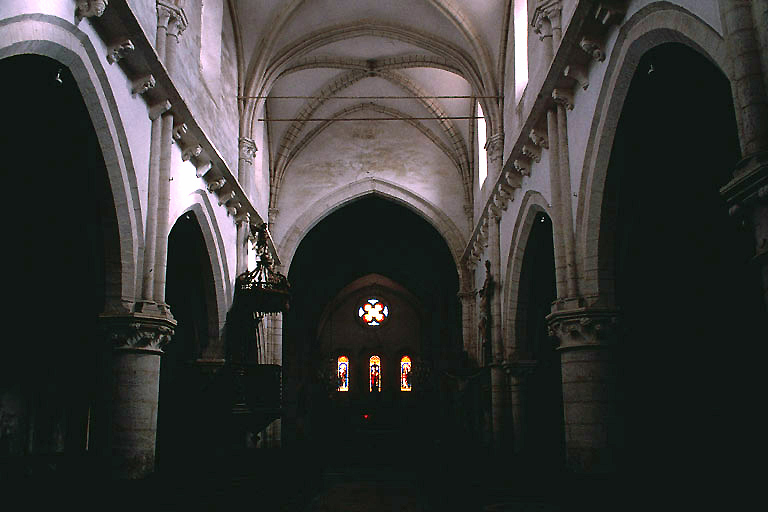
230, 0, 511, 214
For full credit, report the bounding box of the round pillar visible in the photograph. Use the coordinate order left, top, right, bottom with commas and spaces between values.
547, 307, 619, 473
101, 313, 175, 478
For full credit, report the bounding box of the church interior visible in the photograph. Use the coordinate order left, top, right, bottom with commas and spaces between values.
0, 1, 766, 510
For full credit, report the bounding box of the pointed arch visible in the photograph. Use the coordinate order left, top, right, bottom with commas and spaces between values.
170, 191, 232, 359
502, 191, 554, 360
277, 177, 467, 289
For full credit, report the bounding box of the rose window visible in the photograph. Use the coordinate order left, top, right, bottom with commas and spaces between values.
358, 298, 389, 326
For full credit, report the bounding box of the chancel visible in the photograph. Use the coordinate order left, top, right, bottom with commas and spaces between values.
0, 1, 766, 510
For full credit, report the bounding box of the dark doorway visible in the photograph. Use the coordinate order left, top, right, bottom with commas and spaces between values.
602, 43, 764, 480
516, 212, 563, 471
0, 54, 111, 476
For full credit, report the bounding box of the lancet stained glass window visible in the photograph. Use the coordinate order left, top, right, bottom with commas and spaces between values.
400, 356, 412, 391
337, 356, 349, 392
358, 298, 388, 326
369, 355, 381, 392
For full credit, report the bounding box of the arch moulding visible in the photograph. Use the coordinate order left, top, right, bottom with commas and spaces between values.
170, 191, 233, 359
575, 4, 728, 301
0, 14, 143, 313
277, 177, 467, 286
502, 190, 553, 361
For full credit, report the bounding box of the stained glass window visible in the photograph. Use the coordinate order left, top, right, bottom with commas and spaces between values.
400, 356, 412, 392
337, 356, 349, 392
369, 355, 381, 392
358, 298, 389, 326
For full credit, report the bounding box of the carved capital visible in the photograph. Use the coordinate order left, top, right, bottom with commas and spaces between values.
268, 207, 280, 226
532, 0, 563, 32
131, 75, 156, 96
76, 0, 108, 19
485, 133, 504, 162
239, 137, 258, 165
107, 39, 134, 64
157, 1, 188, 38
100, 313, 176, 354
552, 88, 575, 110
546, 307, 619, 350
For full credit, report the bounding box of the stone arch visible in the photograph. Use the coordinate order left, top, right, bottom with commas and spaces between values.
502, 190, 553, 359
575, 3, 729, 301
0, 15, 143, 311
278, 177, 467, 289
170, 191, 232, 359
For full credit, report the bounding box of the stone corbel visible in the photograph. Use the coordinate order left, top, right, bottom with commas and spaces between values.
226, 202, 242, 217
564, 64, 589, 90
489, 200, 503, 219
173, 123, 188, 141
207, 177, 226, 192
107, 39, 134, 64
594, 1, 627, 26
195, 161, 213, 178
496, 182, 515, 209
552, 88, 575, 110
76, 0, 108, 21
148, 99, 171, 121
513, 158, 531, 177
521, 144, 542, 164
580, 37, 606, 62
131, 75, 156, 96
217, 190, 236, 207
529, 127, 549, 149
182, 144, 202, 162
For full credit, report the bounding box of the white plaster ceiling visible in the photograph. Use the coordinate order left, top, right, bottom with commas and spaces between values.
232, 0, 510, 213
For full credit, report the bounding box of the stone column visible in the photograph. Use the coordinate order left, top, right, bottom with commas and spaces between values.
719, 0, 768, 310
553, 88, 579, 299
505, 361, 536, 455
547, 307, 619, 473
101, 314, 176, 478
488, 213, 507, 448
153, 2, 187, 307
545, 107, 568, 298
533, 1, 563, 49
